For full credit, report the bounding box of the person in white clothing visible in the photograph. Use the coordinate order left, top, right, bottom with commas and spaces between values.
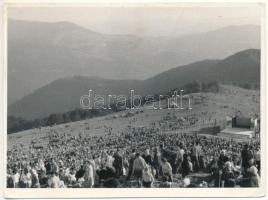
132, 153, 147, 187
84, 161, 94, 188
11, 169, 20, 188
142, 166, 154, 188
161, 158, 173, 182
47, 172, 61, 188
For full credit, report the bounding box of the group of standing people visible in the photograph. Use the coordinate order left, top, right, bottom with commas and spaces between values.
7, 125, 261, 188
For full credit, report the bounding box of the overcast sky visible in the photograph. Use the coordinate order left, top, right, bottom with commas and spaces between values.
8, 5, 261, 37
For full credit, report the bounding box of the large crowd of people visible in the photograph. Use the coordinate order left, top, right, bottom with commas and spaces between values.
7, 123, 260, 188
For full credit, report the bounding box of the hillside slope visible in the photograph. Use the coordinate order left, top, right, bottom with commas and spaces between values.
8, 49, 260, 120
8, 20, 260, 103
7, 85, 260, 144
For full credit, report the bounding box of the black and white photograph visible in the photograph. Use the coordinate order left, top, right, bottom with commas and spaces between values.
2, 1, 266, 198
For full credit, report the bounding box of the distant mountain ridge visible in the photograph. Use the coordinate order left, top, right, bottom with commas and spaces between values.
8, 19, 260, 103
8, 49, 260, 120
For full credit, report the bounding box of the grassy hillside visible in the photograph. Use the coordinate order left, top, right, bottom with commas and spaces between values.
8, 49, 260, 120
7, 85, 260, 148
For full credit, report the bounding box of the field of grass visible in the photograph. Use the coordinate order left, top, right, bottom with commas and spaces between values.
7, 85, 260, 150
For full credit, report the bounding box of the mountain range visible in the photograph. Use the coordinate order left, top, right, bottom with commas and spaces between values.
8, 20, 260, 104
8, 49, 260, 120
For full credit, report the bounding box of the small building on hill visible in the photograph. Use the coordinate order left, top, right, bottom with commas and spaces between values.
218, 116, 259, 139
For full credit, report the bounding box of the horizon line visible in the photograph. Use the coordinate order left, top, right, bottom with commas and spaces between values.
7, 18, 260, 38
